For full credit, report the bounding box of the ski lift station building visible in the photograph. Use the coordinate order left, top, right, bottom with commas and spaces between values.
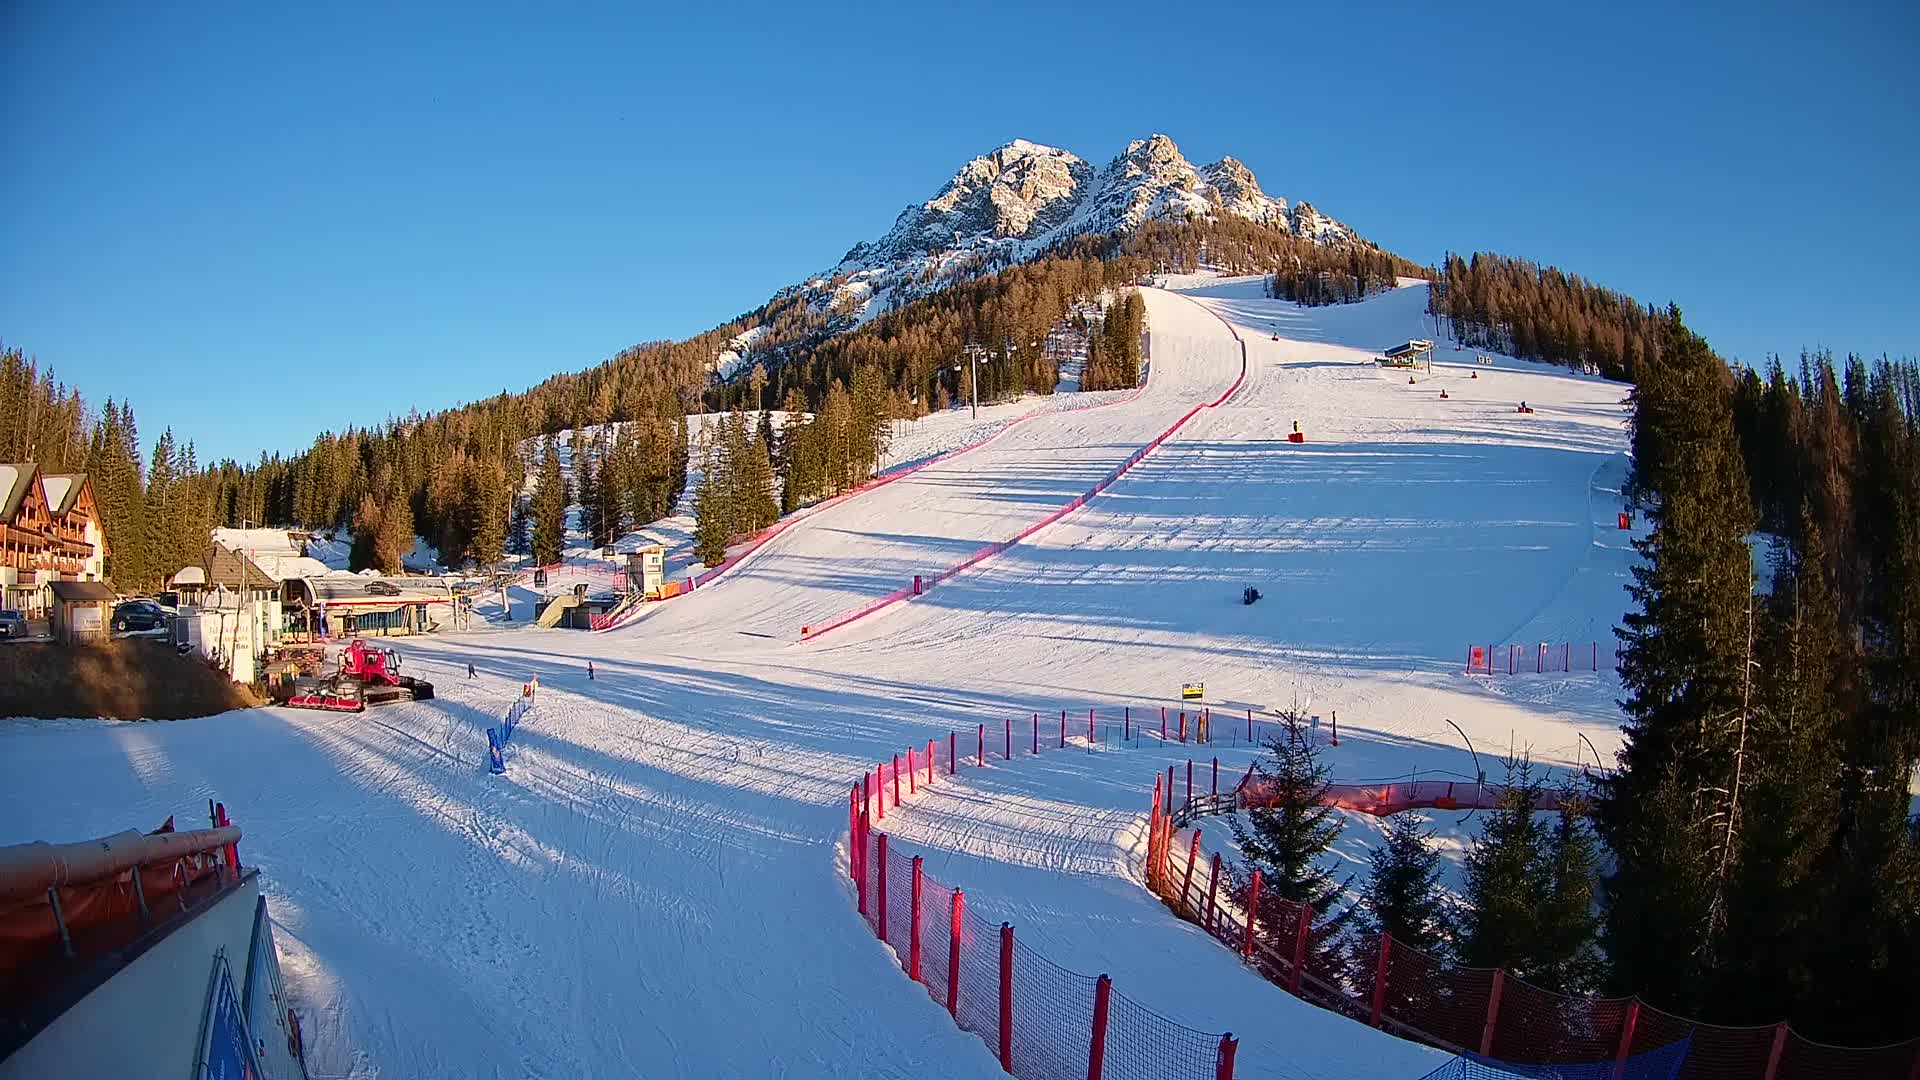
1377, 339, 1435, 370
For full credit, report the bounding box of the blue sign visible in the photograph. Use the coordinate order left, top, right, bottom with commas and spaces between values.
204, 961, 258, 1080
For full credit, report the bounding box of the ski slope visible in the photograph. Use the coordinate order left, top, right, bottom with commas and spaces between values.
3, 278, 1638, 1080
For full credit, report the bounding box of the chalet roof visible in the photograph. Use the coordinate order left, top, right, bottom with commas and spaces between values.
41, 474, 86, 515
192, 544, 279, 589
0, 463, 38, 521
48, 580, 115, 602
301, 575, 454, 604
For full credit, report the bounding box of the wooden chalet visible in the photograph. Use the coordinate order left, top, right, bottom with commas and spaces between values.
0, 463, 108, 618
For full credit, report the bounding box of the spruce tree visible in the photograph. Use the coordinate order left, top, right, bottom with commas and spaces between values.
531, 436, 568, 565
1534, 789, 1603, 995
1600, 308, 1756, 1012
1230, 711, 1353, 972
1359, 811, 1450, 955
691, 432, 729, 567
1457, 759, 1549, 973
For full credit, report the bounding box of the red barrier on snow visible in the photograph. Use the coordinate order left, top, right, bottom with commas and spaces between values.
1153, 802, 1916, 1078
857, 822, 1236, 1080
1467, 641, 1618, 674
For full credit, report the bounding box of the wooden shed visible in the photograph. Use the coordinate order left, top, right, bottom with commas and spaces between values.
47, 579, 115, 645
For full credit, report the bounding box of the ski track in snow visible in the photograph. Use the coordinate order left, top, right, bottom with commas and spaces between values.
4, 278, 1634, 1080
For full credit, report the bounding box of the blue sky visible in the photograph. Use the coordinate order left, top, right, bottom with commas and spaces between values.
4, 1, 1915, 462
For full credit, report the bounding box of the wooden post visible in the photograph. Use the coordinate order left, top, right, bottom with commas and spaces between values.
1479, 969, 1505, 1057
1180, 830, 1202, 912
909, 856, 924, 982
1087, 975, 1112, 1080
947, 889, 964, 1016
1611, 1000, 1641, 1080
1369, 932, 1392, 1027
1204, 853, 1222, 933
1242, 870, 1261, 960
1762, 1023, 1790, 1080
999, 924, 1014, 1072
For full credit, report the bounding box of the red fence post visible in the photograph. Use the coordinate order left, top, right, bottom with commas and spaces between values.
907, 747, 916, 795
947, 889, 964, 1017
950, 732, 957, 775
907, 855, 925, 983
1480, 969, 1506, 1057
893, 754, 902, 807
1181, 830, 1202, 912
876, 767, 886, 821
1216, 1034, 1238, 1080
1370, 932, 1392, 1027
1087, 974, 1112, 1080
1204, 853, 1222, 932
1243, 870, 1261, 960
978, 724, 986, 767
999, 924, 1014, 1072
1147, 777, 1165, 890
927, 739, 935, 786
877, 834, 889, 940
1763, 1023, 1789, 1080
856, 815, 870, 919
1612, 999, 1641, 1080
1166, 766, 1176, 815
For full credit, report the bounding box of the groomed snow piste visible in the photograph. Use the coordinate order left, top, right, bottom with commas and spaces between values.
3, 277, 1636, 1080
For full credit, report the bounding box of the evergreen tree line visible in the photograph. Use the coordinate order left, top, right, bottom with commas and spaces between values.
1266, 246, 1420, 306
571, 416, 692, 553
0, 347, 217, 592
716, 256, 1157, 419
1232, 714, 1603, 1005
1428, 252, 1667, 381
691, 411, 781, 566
1082, 292, 1146, 391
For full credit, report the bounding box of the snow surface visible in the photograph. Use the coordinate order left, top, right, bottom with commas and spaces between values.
4, 279, 1639, 1079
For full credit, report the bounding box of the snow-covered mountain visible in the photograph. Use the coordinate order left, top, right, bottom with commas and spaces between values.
834, 133, 1358, 278
711, 134, 1367, 383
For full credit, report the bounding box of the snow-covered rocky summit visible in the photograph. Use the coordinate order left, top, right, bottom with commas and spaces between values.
833, 133, 1358, 277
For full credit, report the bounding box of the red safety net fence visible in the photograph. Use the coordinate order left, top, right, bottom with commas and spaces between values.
1145, 786, 1920, 1080
1465, 641, 1621, 675
848, 763, 1237, 1079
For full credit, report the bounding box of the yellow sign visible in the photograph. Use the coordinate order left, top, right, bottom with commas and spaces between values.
1181, 683, 1204, 700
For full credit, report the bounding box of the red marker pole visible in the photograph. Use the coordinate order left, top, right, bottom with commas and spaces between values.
907, 747, 916, 794
978, 724, 985, 767
946, 889, 964, 1016
909, 856, 924, 982
1087, 975, 1112, 1080
949, 732, 956, 775
927, 739, 935, 786
998, 924, 1014, 1072
893, 754, 902, 807
876, 833, 889, 938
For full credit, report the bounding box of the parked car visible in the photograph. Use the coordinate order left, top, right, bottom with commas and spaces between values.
111, 600, 168, 633
0, 610, 26, 639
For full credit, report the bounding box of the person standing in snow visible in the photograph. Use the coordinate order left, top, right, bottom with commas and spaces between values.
468, 661, 476, 679
587, 660, 595, 681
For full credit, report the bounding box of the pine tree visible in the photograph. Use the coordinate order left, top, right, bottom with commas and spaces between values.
141, 430, 179, 589
691, 430, 729, 567
1359, 811, 1451, 955
530, 436, 568, 565
1600, 308, 1756, 1012
372, 488, 414, 573
1458, 759, 1549, 973
349, 494, 384, 572
1230, 711, 1353, 973
1534, 789, 1603, 995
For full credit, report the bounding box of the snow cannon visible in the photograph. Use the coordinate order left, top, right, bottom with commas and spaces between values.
1287, 420, 1305, 444
1470, 371, 1479, 379
1408, 376, 1417, 384
1516, 403, 1535, 414
1439, 390, 1450, 399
